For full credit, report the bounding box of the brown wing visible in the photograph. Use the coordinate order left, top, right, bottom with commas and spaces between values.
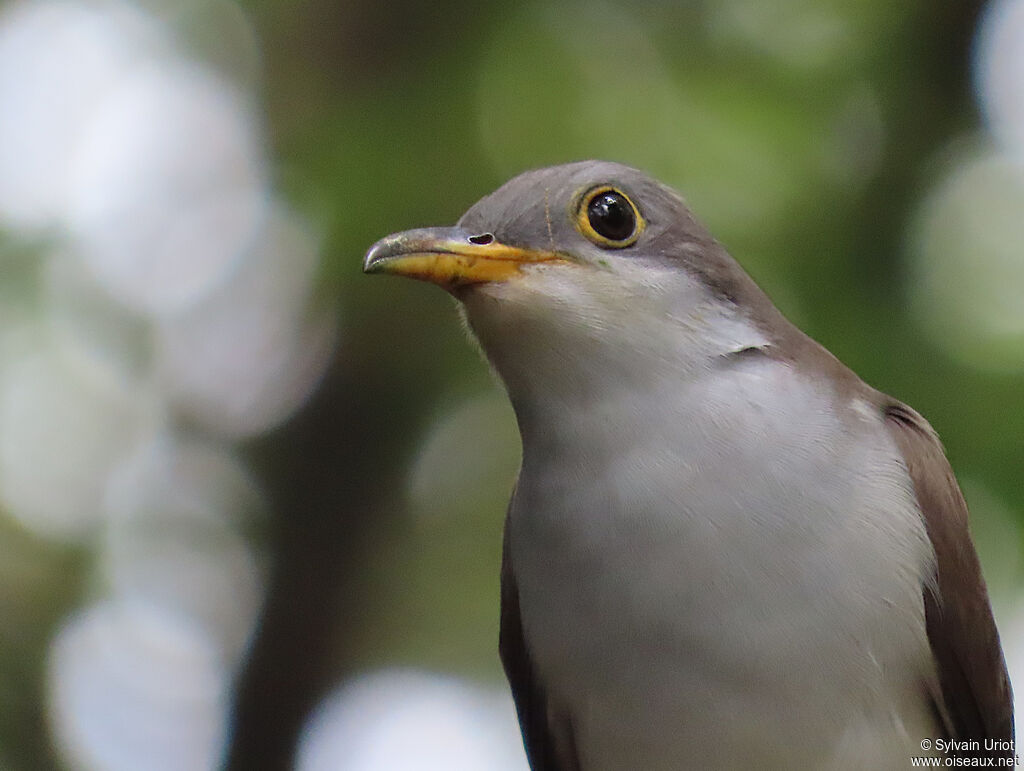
884, 402, 1014, 752
500, 514, 581, 771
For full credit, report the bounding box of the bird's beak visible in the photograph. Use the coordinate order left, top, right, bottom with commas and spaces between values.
363, 227, 567, 288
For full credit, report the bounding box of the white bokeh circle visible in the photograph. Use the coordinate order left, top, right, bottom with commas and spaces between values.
0, 0, 167, 229
101, 434, 266, 663
66, 60, 269, 315
296, 670, 526, 771
155, 206, 337, 438
975, 0, 1024, 154
0, 336, 160, 541
49, 599, 229, 771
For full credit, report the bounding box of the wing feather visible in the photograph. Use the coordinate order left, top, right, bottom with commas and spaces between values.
884, 402, 1014, 754
500, 510, 580, 771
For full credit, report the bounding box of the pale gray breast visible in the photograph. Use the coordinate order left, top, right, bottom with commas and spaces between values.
508, 356, 938, 769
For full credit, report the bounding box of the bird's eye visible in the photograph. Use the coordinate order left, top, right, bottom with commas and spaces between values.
576, 186, 643, 248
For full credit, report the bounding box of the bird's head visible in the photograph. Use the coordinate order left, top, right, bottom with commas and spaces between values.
365, 161, 781, 411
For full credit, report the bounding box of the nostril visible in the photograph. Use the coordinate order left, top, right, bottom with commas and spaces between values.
468, 232, 494, 245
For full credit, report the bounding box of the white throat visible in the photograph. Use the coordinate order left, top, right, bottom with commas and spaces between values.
461, 260, 771, 439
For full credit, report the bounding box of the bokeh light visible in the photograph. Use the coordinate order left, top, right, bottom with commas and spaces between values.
706, 0, 860, 70
908, 144, 1024, 371
66, 60, 268, 315
100, 435, 266, 662
295, 670, 526, 771
154, 206, 337, 439
0, 0, 335, 765
44, 250, 153, 385
0, 0, 166, 230
0, 339, 159, 541
976, 0, 1024, 154
408, 391, 519, 521
49, 599, 229, 771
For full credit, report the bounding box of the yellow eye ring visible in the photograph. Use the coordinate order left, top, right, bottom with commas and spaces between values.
575, 185, 645, 248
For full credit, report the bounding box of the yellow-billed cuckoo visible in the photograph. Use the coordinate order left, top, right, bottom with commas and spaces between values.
364, 161, 1014, 769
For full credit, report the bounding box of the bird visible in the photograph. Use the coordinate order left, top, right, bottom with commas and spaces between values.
363, 161, 1014, 770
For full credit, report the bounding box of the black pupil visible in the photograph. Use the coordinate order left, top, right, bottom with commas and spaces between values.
587, 192, 635, 242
